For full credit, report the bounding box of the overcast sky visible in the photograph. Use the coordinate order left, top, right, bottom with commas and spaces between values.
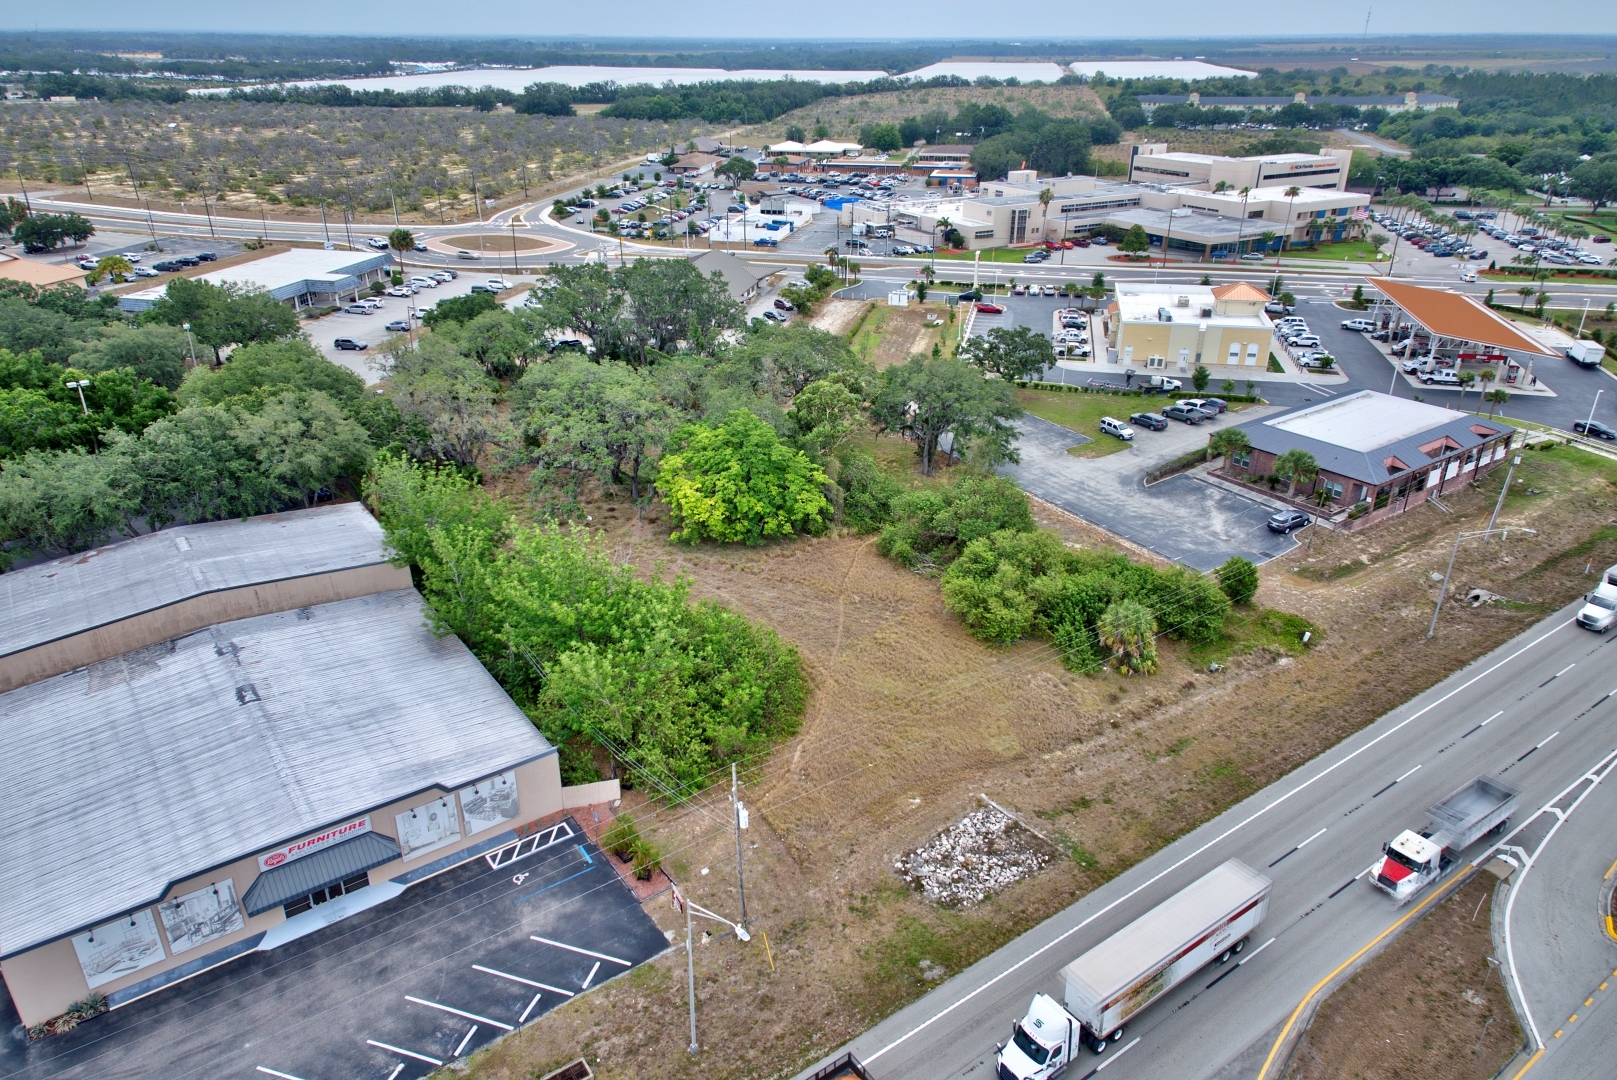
4, 3, 1615, 41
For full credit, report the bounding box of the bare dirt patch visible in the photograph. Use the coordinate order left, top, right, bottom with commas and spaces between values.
460, 443, 1616, 1080
1284, 875, 1521, 1080
850, 303, 944, 368
807, 298, 872, 337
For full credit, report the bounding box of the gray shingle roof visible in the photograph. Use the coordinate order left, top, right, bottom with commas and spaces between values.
0, 589, 553, 957
0, 503, 390, 659
1238, 392, 1510, 486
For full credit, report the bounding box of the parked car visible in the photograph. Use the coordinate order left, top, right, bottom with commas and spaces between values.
1574, 420, 1617, 440
385, 286, 413, 297
485, 278, 513, 290
1266, 509, 1311, 534
774, 298, 795, 311
762, 309, 788, 323
333, 337, 368, 351
1098, 416, 1135, 441
408, 275, 438, 288
1420, 368, 1461, 386
431, 271, 455, 282
976, 302, 1005, 314
343, 303, 372, 314
1128, 412, 1168, 431
1161, 403, 1207, 424
195, 252, 219, 263
1242, 252, 1265, 262
1042, 284, 1057, 296
131, 266, 159, 278
1341, 318, 1376, 332
469, 283, 499, 294
384, 319, 412, 333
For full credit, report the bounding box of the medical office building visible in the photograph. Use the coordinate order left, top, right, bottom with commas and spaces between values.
0, 504, 568, 1029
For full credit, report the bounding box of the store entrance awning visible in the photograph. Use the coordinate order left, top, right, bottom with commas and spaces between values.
1368, 278, 1558, 357
242, 832, 401, 916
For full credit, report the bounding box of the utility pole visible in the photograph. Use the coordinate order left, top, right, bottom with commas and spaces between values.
731, 763, 749, 928
391, 190, 400, 227
1486, 453, 1522, 536
202, 192, 217, 238
1584, 388, 1604, 439
319, 201, 331, 246
1429, 524, 1537, 638
15, 167, 30, 212
676, 884, 698, 1053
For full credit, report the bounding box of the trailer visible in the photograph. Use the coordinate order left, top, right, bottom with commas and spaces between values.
995, 860, 1271, 1078
1369, 775, 1519, 904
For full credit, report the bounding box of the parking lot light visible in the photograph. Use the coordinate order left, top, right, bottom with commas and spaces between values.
65, 379, 92, 414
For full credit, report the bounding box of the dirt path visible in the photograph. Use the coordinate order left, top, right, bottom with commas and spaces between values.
807, 298, 870, 337
1284, 874, 1521, 1080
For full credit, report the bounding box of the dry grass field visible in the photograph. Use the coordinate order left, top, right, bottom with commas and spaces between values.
455, 436, 1617, 1080
763, 83, 1110, 145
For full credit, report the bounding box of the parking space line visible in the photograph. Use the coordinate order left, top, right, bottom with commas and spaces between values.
472, 963, 576, 995
581, 960, 601, 989
405, 995, 515, 1031
530, 936, 632, 966
520, 992, 544, 1023
256, 1068, 309, 1080
453, 1025, 478, 1058
367, 1040, 444, 1066
385, 1066, 404, 1080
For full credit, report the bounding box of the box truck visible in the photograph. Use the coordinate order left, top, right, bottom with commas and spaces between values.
1368, 775, 1518, 904
994, 860, 1271, 1078
1565, 340, 1605, 368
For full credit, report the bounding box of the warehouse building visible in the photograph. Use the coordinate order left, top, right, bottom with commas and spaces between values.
1135, 90, 1458, 115
0, 504, 564, 1029
1220, 391, 1514, 529
1127, 143, 1354, 192
116, 248, 392, 314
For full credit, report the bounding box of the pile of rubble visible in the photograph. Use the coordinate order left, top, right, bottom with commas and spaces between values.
895, 807, 1051, 908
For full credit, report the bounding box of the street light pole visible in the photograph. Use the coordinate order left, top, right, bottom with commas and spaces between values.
1586, 388, 1604, 436
731, 763, 748, 928
1486, 454, 1522, 536
182, 322, 198, 369
65, 379, 91, 414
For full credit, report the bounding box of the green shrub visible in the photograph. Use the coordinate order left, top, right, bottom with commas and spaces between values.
601, 813, 641, 860
878, 471, 1033, 569
1216, 555, 1260, 605
656, 409, 832, 545
836, 451, 904, 533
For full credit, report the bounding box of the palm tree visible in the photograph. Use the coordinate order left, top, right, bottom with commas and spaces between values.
1517, 285, 1535, 310
387, 227, 414, 282
1272, 448, 1319, 498
1207, 426, 1251, 464
1484, 388, 1510, 416
1097, 598, 1158, 676
1038, 187, 1054, 243
1282, 186, 1303, 254
937, 215, 953, 250
1260, 229, 1278, 265
1233, 185, 1252, 255
1456, 369, 1476, 407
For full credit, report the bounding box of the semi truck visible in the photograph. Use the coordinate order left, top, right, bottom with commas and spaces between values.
1368, 775, 1519, 904
994, 860, 1271, 1078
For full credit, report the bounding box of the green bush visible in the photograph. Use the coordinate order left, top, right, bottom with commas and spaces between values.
601, 813, 642, 860
836, 451, 904, 533
877, 471, 1034, 570
1215, 555, 1260, 605
656, 409, 832, 545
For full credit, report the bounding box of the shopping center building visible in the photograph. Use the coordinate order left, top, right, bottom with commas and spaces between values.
0, 504, 566, 1029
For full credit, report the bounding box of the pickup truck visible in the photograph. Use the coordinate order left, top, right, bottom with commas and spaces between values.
1369, 776, 1518, 904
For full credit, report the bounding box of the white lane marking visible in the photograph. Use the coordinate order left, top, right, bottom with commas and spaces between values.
1095, 1037, 1142, 1070
1297, 828, 1327, 849
1538, 731, 1560, 750
1482, 710, 1503, 726
385, 1066, 404, 1080
472, 964, 575, 995
1395, 765, 1422, 783
1556, 664, 1576, 678
367, 1040, 444, 1066
256, 1070, 308, 1080
581, 960, 601, 989
530, 936, 631, 966
861, 616, 1576, 1064
520, 992, 544, 1023
404, 996, 514, 1031
454, 1025, 478, 1058
1238, 937, 1276, 966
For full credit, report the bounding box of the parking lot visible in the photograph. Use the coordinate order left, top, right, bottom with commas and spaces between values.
999, 409, 1300, 570
0, 817, 670, 1080
312, 271, 519, 383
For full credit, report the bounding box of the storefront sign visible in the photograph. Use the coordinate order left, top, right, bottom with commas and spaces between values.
258, 816, 372, 871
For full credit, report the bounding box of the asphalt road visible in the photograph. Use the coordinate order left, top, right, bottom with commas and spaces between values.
797, 602, 1617, 1080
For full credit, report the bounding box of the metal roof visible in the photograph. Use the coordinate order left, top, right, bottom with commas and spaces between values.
0, 588, 554, 957
241, 832, 402, 916
1370, 279, 1559, 357
1241, 391, 1512, 486
0, 503, 391, 660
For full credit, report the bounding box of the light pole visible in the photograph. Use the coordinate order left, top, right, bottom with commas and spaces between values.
182, 323, 198, 369
731, 763, 749, 928
65, 379, 91, 414
1486, 453, 1522, 536
1585, 388, 1604, 436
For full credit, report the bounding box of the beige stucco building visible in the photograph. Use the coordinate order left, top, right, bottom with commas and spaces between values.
1105, 281, 1278, 374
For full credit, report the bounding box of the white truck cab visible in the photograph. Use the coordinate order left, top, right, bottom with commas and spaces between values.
1577, 581, 1617, 632
1373, 829, 1443, 901
999, 993, 1077, 1079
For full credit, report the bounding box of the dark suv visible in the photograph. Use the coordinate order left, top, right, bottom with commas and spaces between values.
1266, 510, 1312, 534
1127, 412, 1168, 431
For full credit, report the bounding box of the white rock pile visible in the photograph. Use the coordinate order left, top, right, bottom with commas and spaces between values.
895, 807, 1051, 908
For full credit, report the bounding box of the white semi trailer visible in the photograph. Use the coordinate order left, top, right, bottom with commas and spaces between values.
995, 860, 1271, 1079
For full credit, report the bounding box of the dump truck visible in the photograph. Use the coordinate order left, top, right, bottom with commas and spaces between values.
1369, 775, 1519, 905
994, 860, 1271, 1078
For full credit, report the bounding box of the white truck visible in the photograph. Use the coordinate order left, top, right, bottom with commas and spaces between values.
1369, 775, 1519, 904
1565, 340, 1605, 368
995, 860, 1271, 1078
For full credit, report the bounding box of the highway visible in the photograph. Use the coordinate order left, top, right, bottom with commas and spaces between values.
798, 602, 1617, 1080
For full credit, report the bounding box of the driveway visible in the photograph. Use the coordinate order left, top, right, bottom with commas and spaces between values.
999, 412, 1299, 570
1, 817, 669, 1080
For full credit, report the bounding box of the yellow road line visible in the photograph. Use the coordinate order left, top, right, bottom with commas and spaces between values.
1509, 1048, 1545, 1079
1603, 856, 1617, 880
1254, 866, 1474, 1080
